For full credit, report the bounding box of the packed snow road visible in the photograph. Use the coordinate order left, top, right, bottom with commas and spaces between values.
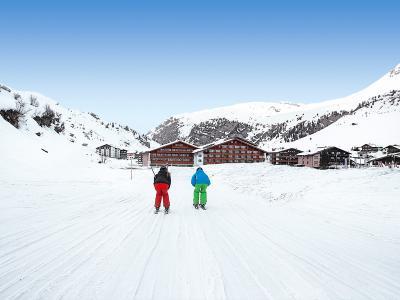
1, 165, 400, 300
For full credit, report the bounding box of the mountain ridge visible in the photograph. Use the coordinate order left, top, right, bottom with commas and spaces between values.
0, 83, 156, 155
149, 63, 400, 149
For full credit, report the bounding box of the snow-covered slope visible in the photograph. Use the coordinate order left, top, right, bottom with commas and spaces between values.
0, 114, 99, 180
0, 84, 157, 156
149, 64, 400, 149
288, 93, 400, 151
1, 164, 399, 299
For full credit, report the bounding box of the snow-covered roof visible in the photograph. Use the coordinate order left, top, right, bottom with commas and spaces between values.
193, 137, 267, 153
361, 143, 380, 147
96, 144, 120, 149
268, 147, 302, 154
297, 146, 350, 156
368, 152, 400, 162
144, 140, 199, 153
384, 144, 400, 149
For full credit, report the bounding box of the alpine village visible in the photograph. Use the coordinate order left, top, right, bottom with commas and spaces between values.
96, 137, 400, 169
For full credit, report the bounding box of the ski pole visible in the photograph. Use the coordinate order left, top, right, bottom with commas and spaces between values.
150, 166, 155, 176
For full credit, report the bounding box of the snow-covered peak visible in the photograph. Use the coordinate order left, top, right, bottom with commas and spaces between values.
154, 63, 400, 130
176, 101, 303, 125
389, 63, 400, 78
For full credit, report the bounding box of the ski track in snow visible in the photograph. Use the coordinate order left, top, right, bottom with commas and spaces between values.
1, 165, 400, 300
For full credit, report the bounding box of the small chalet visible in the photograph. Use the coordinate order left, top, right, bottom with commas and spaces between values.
269, 148, 302, 165
359, 143, 382, 154
297, 146, 350, 169
142, 140, 199, 167
383, 145, 400, 155
193, 137, 266, 166
96, 144, 121, 159
120, 149, 127, 160
134, 152, 143, 164
368, 153, 400, 167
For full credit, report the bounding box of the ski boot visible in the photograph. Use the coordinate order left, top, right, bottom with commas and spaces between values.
154, 207, 160, 214
164, 207, 169, 214
200, 204, 207, 210
193, 204, 199, 209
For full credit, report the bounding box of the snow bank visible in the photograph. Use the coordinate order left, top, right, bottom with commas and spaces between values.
0, 91, 16, 110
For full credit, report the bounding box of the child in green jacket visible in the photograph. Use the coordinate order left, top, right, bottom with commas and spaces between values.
191, 167, 211, 210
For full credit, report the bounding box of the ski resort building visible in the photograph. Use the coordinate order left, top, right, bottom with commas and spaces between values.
383, 145, 400, 155
359, 143, 382, 154
268, 148, 302, 165
120, 149, 127, 160
193, 137, 266, 166
96, 144, 121, 159
142, 140, 199, 167
297, 146, 350, 169
135, 152, 143, 165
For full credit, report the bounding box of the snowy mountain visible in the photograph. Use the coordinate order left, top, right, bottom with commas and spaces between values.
0, 84, 156, 158
1, 75, 400, 300
149, 64, 400, 150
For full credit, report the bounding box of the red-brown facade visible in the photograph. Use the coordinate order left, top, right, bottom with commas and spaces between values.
144, 140, 198, 166
297, 147, 350, 169
196, 138, 266, 165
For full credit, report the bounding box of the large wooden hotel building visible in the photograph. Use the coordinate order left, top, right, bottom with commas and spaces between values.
142, 137, 267, 167
142, 141, 198, 167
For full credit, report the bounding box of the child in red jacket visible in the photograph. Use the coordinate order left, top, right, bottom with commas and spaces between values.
153, 166, 171, 213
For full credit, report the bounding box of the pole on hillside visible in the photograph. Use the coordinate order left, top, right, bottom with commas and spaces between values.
151, 166, 155, 176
